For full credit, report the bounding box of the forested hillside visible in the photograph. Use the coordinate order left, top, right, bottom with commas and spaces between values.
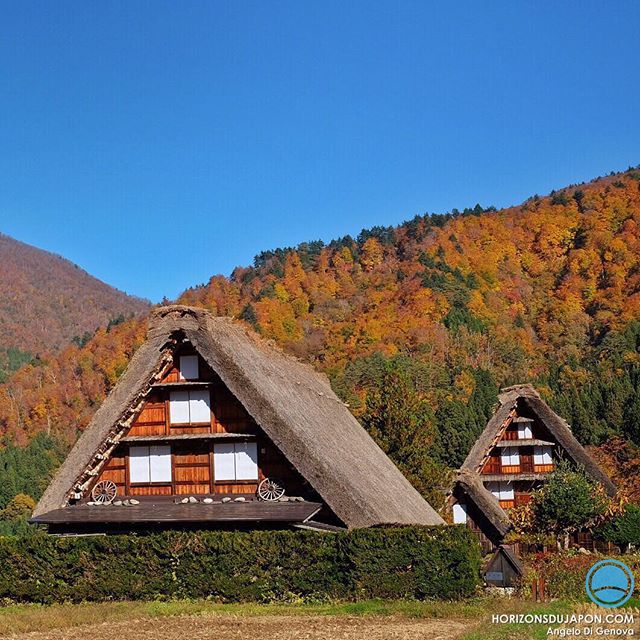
2, 168, 640, 509
0, 234, 149, 380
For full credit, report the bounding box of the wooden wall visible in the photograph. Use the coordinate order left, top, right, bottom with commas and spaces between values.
465, 501, 499, 555
97, 451, 126, 492
126, 365, 258, 438
128, 393, 166, 436
480, 409, 558, 478
91, 346, 311, 501
173, 442, 211, 495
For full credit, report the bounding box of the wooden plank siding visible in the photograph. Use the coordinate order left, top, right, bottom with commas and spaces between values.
464, 501, 500, 555
173, 443, 211, 495
127, 393, 166, 437
480, 410, 558, 478
500, 465, 520, 475
91, 349, 310, 503
96, 452, 126, 491
483, 454, 501, 474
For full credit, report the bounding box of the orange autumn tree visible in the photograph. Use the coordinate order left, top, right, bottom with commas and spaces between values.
1, 168, 640, 507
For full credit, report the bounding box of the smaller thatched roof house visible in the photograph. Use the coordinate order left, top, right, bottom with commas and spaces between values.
462, 384, 616, 494
452, 470, 510, 547
33, 305, 443, 533
451, 384, 615, 551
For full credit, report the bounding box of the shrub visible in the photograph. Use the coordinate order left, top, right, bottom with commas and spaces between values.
1, 494, 35, 521
597, 505, 640, 551
514, 462, 612, 548
0, 526, 480, 604
522, 552, 640, 601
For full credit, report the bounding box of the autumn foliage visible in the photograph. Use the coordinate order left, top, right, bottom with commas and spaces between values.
0, 233, 148, 359
2, 168, 640, 506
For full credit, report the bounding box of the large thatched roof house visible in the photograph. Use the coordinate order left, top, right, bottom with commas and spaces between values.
450, 384, 615, 552
32, 305, 443, 534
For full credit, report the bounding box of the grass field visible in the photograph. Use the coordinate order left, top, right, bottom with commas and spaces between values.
0, 598, 638, 639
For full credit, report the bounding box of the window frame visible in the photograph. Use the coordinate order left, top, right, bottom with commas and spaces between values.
169, 389, 212, 425
179, 355, 199, 381
533, 445, 553, 465
213, 441, 259, 483
129, 444, 172, 485
517, 423, 533, 439
500, 445, 520, 467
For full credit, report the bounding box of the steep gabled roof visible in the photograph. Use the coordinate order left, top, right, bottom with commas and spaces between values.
454, 470, 511, 539
34, 305, 443, 528
461, 384, 616, 496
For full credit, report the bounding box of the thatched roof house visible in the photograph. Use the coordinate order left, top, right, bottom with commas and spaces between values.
461, 384, 616, 495
451, 383, 615, 550
33, 305, 443, 533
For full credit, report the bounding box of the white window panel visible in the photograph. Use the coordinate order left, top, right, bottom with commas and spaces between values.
500, 482, 514, 501
517, 424, 533, 439
235, 442, 258, 480
179, 355, 199, 381
501, 446, 520, 466
170, 390, 210, 424
189, 390, 211, 423
453, 503, 467, 524
149, 445, 172, 483
534, 446, 552, 465
214, 443, 236, 480
129, 446, 150, 483
169, 390, 190, 424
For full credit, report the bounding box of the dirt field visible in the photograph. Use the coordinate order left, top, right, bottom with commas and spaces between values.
7, 614, 473, 640
0, 598, 590, 640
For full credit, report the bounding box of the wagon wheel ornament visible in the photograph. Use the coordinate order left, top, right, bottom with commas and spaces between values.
257, 478, 285, 501
91, 480, 118, 504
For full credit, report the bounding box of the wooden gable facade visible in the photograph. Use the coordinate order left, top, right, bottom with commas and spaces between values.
95, 344, 311, 502
477, 408, 557, 510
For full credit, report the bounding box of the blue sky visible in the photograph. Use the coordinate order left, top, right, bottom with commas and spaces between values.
1, 2, 639, 302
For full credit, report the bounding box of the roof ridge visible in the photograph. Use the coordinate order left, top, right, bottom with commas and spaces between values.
498, 383, 540, 405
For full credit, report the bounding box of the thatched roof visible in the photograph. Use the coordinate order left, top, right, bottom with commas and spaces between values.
454, 469, 511, 539
461, 383, 616, 496
34, 305, 443, 528
497, 544, 524, 576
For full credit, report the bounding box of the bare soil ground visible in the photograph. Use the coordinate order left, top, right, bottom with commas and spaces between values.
7, 613, 473, 640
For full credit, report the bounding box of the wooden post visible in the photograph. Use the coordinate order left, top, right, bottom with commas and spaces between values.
532, 578, 547, 602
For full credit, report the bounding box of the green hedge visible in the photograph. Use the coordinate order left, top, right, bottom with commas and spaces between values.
0, 526, 480, 603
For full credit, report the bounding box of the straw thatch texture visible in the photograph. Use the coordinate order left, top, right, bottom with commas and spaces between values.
454, 469, 511, 538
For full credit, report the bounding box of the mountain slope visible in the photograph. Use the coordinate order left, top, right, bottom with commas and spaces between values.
2, 168, 640, 503
0, 234, 149, 361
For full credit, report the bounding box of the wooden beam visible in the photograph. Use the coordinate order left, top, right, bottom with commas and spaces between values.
121, 433, 257, 442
